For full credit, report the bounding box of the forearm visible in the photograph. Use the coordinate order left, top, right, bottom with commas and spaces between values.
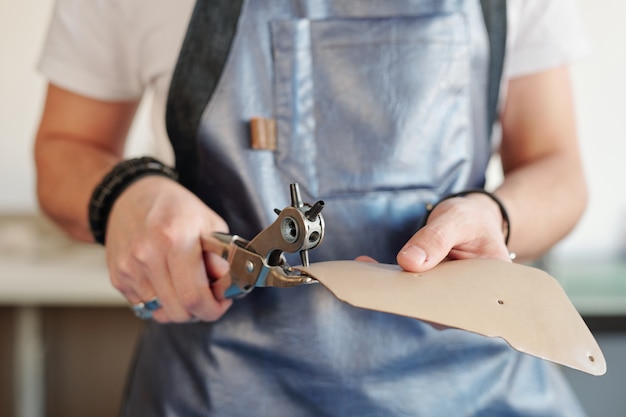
494, 150, 587, 262
494, 66, 587, 262
35, 134, 120, 242
33, 84, 137, 242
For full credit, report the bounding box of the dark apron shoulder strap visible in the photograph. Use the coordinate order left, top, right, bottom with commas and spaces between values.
480, 0, 507, 138
166, 0, 244, 191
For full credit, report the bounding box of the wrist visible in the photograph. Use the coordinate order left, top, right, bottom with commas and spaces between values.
88, 157, 178, 244
425, 189, 511, 246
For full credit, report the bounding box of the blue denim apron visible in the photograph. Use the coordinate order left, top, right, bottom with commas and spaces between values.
122, 1, 587, 416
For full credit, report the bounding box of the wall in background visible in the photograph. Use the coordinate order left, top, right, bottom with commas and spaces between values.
557, 1, 626, 261
0, 0, 152, 213
0, 0, 52, 212
0, 0, 624, 260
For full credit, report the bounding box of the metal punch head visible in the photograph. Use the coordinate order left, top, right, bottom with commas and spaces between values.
215, 183, 325, 298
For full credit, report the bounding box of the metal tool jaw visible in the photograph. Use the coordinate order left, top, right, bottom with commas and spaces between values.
213, 184, 325, 298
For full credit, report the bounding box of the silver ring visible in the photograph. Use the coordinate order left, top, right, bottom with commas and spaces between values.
131, 297, 162, 320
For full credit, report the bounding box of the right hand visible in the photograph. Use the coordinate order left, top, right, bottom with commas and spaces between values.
105, 175, 233, 323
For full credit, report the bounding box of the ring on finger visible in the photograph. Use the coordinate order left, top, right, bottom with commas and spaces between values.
130, 297, 162, 320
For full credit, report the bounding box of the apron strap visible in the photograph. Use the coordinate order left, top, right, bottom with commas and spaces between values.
165, 0, 244, 191
480, 0, 507, 138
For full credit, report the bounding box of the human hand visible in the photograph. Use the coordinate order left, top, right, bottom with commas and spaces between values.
105, 175, 233, 323
397, 193, 511, 272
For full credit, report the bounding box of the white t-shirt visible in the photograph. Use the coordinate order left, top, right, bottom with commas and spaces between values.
39, 0, 196, 163
38, 0, 589, 162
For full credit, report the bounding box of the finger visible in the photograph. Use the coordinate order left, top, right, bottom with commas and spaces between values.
110, 270, 153, 307
145, 262, 194, 323
108, 264, 176, 322
397, 223, 456, 272
200, 228, 234, 300
121, 245, 191, 323
167, 240, 232, 322
199, 225, 231, 282
106, 253, 165, 314
203, 245, 230, 281
447, 244, 511, 263
354, 255, 378, 263
210, 271, 234, 302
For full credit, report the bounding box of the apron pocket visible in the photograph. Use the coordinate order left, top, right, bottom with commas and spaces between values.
271, 13, 471, 198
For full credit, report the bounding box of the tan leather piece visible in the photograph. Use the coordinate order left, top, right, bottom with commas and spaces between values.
301, 259, 606, 376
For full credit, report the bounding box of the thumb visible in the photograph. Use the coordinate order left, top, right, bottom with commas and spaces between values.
397, 224, 453, 272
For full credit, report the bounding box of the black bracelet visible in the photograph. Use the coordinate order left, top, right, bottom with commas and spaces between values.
424, 189, 510, 246
88, 157, 178, 245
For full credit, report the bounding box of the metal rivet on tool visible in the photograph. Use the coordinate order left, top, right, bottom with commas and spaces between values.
246, 260, 254, 273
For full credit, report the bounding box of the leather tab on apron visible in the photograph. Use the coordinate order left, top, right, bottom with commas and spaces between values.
250, 117, 277, 150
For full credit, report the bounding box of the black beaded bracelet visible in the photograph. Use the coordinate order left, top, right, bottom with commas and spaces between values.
88, 157, 178, 245
424, 189, 511, 246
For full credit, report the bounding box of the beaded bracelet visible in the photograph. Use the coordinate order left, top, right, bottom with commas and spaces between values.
424, 189, 511, 246
88, 157, 178, 245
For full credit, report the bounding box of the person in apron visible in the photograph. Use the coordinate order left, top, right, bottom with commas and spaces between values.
35, 1, 590, 415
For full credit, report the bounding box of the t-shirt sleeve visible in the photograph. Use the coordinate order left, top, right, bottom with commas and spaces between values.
38, 0, 144, 101
505, 0, 591, 79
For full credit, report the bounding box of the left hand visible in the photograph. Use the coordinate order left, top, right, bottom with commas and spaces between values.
396, 193, 511, 272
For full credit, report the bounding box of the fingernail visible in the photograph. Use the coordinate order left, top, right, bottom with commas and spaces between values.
399, 245, 427, 265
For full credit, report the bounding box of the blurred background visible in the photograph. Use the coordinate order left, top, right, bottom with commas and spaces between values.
1, 0, 624, 416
